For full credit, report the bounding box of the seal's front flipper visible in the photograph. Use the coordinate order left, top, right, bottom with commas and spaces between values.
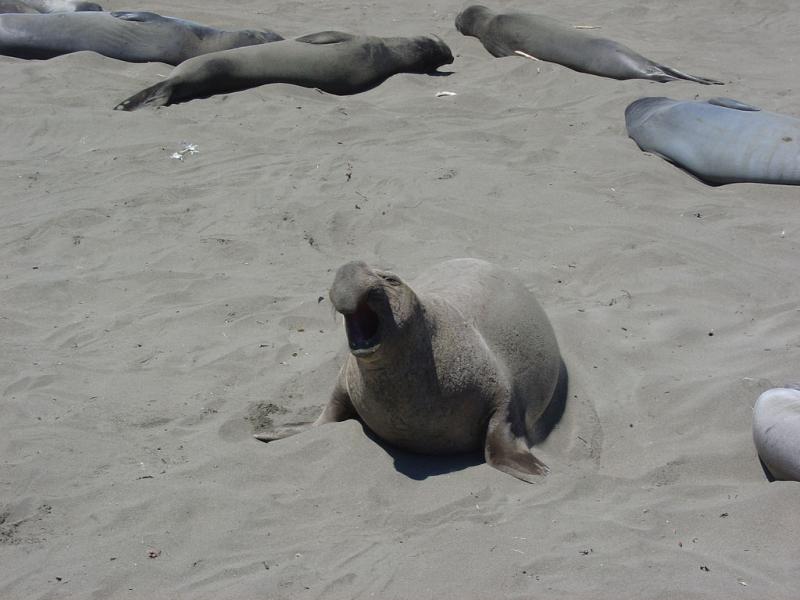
650, 63, 723, 86
111, 11, 166, 23
254, 426, 307, 443
708, 97, 760, 111
314, 375, 356, 425
485, 413, 548, 483
295, 31, 355, 44
114, 81, 173, 111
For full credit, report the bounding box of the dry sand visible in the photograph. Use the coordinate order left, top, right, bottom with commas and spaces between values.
1, 0, 799, 598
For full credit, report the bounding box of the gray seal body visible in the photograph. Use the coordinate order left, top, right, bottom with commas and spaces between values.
753, 386, 800, 482
114, 31, 454, 110
0, 0, 101, 13
455, 5, 721, 85
626, 97, 800, 186
0, 10, 282, 64
256, 259, 566, 484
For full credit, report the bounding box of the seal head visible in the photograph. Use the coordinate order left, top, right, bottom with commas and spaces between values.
409, 35, 454, 72
330, 261, 418, 359
455, 4, 492, 36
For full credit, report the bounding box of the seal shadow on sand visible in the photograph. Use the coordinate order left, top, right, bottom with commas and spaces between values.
369, 360, 569, 481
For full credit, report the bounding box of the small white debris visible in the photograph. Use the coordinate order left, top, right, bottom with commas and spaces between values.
514, 50, 541, 61
573, 25, 601, 30
171, 142, 199, 161
436, 91, 457, 97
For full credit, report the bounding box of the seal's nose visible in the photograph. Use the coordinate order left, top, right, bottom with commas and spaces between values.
329, 261, 377, 314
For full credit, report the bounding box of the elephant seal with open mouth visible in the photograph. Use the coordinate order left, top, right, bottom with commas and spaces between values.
256, 258, 566, 484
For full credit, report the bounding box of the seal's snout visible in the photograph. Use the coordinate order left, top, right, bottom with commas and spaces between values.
413, 36, 453, 71
251, 29, 284, 43
330, 261, 385, 356
430, 35, 454, 65
454, 10, 467, 33
330, 261, 374, 314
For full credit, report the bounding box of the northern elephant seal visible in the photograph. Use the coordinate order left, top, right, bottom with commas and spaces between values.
256, 259, 566, 483
0, 11, 282, 64
114, 31, 454, 110
626, 97, 800, 186
455, 5, 722, 85
0, 0, 101, 13
753, 385, 800, 482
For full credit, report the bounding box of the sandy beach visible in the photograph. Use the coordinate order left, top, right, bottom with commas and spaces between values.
1, 0, 799, 598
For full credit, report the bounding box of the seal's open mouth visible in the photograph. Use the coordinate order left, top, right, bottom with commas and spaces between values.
344, 302, 381, 355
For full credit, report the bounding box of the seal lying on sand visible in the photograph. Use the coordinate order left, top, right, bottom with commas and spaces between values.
753, 385, 800, 482
0, 11, 282, 64
256, 259, 566, 483
455, 5, 722, 85
0, 0, 101, 13
626, 97, 800, 186
114, 31, 454, 110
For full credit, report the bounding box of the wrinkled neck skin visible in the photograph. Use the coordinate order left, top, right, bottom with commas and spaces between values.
349, 301, 437, 387
456, 5, 494, 37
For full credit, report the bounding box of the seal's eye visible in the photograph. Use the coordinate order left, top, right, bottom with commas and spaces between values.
380, 274, 401, 286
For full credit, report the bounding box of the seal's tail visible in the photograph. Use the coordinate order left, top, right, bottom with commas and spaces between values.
114, 81, 173, 111
652, 63, 723, 85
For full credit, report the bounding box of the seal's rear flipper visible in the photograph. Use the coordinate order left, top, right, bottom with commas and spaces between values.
111, 11, 167, 23
254, 426, 306, 443
485, 414, 548, 483
295, 31, 356, 44
759, 457, 776, 482
651, 63, 723, 85
114, 81, 173, 111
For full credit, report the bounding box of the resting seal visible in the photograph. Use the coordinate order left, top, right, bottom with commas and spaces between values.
753, 386, 800, 482
0, 0, 101, 13
256, 259, 566, 483
114, 31, 454, 110
0, 11, 282, 64
455, 5, 722, 85
626, 97, 800, 186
